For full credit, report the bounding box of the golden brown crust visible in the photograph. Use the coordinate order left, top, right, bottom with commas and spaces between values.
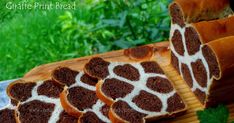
170, 0, 232, 23
59, 89, 82, 118
96, 81, 114, 106
153, 41, 169, 52
16, 113, 20, 123
202, 36, 234, 107
193, 16, 234, 44
206, 36, 234, 79
108, 107, 128, 123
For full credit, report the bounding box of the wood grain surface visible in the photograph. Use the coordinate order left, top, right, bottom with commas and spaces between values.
22, 41, 234, 123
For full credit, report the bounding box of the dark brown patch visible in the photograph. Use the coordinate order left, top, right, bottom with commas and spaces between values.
166, 93, 185, 112
10, 82, 36, 102
79, 111, 105, 123
171, 52, 180, 73
37, 80, 63, 98
133, 91, 162, 112
191, 59, 207, 88
169, 3, 185, 27
0, 108, 16, 123
231, 0, 234, 11
172, 30, 184, 56
146, 77, 173, 93
102, 78, 134, 100
53, 67, 79, 86
202, 45, 220, 78
11, 99, 18, 106
194, 89, 206, 104
18, 100, 55, 123
112, 100, 146, 123
141, 61, 164, 74
100, 104, 109, 118
185, 27, 201, 55
181, 63, 193, 88
57, 111, 77, 123
67, 87, 98, 111
80, 74, 98, 86
85, 57, 110, 79
114, 64, 140, 81
124, 45, 153, 59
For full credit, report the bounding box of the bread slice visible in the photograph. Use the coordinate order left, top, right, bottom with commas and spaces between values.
6, 79, 78, 123
52, 67, 110, 123
169, 0, 233, 27
84, 57, 187, 123
170, 8, 234, 107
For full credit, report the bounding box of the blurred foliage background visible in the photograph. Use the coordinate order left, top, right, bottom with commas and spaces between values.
0, 0, 172, 80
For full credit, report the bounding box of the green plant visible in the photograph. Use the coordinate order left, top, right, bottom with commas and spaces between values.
94, 0, 171, 48
0, 0, 171, 80
197, 105, 234, 123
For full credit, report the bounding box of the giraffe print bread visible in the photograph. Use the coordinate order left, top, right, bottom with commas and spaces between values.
52, 67, 110, 123
169, 0, 234, 107
6, 80, 78, 123
84, 57, 186, 123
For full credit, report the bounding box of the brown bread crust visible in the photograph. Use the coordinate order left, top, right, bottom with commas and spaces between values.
96, 81, 114, 106
108, 108, 128, 123
169, 0, 232, 24
193, 16, 234, 44
204, 36, 234, 107
205, 36, 234, 79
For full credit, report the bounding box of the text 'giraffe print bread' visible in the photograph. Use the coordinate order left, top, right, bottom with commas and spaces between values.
6, 80, 78, 123
169, 0, 234, 107
52, 67, 110, 123
84, 57, 186, 123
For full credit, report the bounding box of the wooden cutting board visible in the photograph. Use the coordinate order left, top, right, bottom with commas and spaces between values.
22, 41, 234, 123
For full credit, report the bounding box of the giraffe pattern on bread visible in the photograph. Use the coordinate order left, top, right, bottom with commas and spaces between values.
52, 67, 110, 123
169, 0, 234, 107
7, 80, 78, 123
84, 57, 186, 123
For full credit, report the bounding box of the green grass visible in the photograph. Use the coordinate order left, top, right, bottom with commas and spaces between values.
0, 0, 171, 81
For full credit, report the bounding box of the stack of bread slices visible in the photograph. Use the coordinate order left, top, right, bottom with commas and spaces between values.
0, 49, 187, 123
169, 0, 234, 107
